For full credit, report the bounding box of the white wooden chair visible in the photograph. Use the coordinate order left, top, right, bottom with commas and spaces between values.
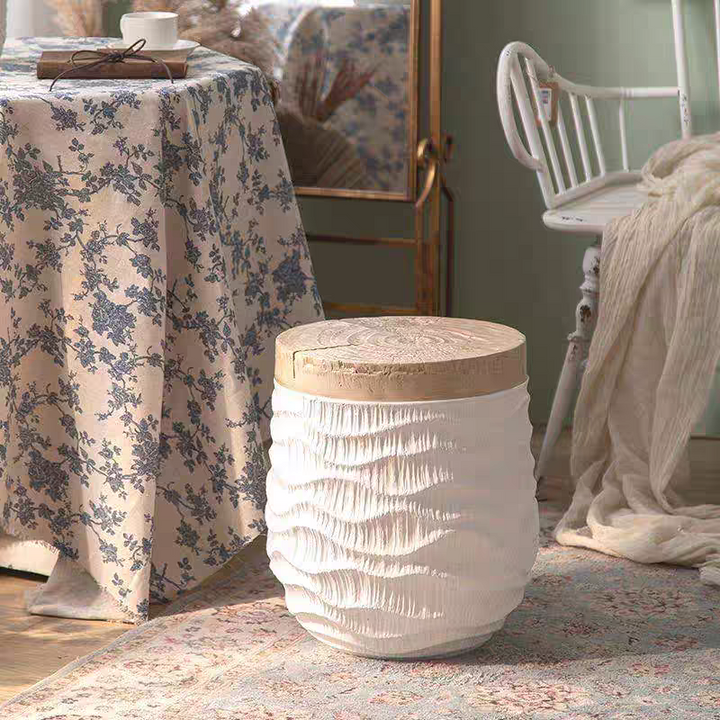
497, 0, 718, 480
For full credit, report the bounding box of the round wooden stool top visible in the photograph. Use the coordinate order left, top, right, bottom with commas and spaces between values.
275, 317, 527, 402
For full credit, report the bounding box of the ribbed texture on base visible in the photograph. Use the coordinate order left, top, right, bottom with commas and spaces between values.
267, 382, 539, 659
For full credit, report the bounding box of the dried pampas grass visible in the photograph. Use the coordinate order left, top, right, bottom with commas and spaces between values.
132, 0, 278, 78
46, 0, 117, 37
275, 48, 372, 189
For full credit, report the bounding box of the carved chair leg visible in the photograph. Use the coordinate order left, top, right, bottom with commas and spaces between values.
535, 239, 601, 484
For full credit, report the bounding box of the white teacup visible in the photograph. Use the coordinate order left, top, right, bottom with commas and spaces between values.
120, 12, 179, 50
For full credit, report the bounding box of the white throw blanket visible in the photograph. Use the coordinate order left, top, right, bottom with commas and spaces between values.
555, 133, 720, 586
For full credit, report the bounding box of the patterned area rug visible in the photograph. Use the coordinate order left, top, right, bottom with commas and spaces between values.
2, 503, 720, 720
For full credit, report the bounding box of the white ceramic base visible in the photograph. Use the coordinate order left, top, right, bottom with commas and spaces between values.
267, 382, 539, 660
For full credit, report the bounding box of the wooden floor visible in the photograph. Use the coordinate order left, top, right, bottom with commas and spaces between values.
0, 430, 718, 703
0, 536, 262, 703
0, 571, 128, 702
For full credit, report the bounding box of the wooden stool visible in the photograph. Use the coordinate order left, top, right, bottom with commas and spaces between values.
266, 317, 538, 659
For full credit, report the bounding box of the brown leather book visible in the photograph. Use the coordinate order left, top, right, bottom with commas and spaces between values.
37, 49, 190, 81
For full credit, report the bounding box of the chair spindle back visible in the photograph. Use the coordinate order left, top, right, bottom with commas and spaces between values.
497, 0, 716, 211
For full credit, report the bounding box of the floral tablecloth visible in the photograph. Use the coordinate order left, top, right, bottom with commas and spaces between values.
0, 37, 322, 622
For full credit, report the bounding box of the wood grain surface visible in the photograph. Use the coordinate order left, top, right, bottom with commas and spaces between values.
275, 317, 527, 401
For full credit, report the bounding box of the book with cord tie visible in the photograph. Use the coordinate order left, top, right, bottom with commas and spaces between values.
37, 47, 190, 83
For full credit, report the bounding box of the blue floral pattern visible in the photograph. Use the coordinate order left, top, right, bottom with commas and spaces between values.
0, 38, 322, 622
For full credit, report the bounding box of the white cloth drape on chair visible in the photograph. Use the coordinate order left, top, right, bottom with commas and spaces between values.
556, 133, 720, 586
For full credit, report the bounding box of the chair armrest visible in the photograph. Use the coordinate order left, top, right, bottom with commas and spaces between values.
497, 42, 552, 172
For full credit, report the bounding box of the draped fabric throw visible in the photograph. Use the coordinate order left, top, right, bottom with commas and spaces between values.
556, 133, 720, 587
0, 38, 322, 621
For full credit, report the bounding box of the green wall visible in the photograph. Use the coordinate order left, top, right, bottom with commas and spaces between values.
305, 0, 720, 424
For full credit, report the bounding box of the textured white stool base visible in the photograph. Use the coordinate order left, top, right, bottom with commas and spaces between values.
306, 628, 500, 660
267, 382, 538, 660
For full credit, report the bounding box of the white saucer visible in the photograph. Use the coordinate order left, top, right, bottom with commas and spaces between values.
107, 39, 200, 54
